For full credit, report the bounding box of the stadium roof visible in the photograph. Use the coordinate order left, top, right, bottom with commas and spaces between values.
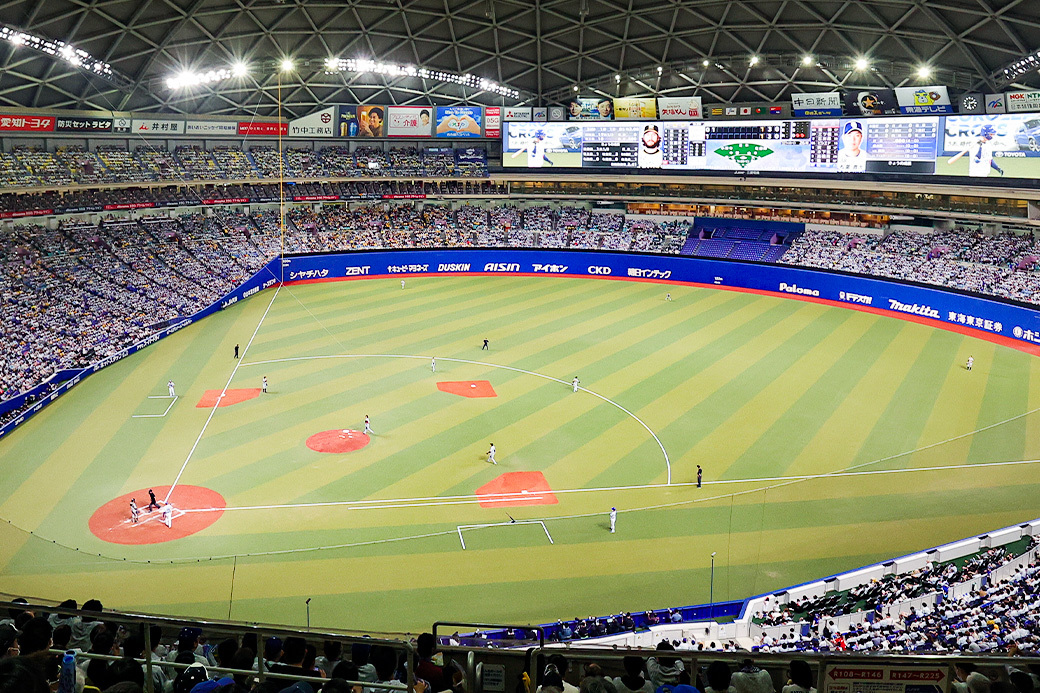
0, 0, 1038, 119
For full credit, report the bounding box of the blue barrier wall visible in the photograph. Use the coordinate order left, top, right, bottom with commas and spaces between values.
6, 247, 1040, 441
283, 248, 1040, 349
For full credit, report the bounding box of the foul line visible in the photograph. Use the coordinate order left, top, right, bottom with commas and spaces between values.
177, 457, 1040, 515
131, 395, 178, 419
164, 284, 282, 505
240, 352, 672, 484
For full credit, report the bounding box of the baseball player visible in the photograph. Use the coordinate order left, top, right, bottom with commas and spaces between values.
167, 380, 176, 397
364, 415, 373, 434
161, 502, 173, 528
510, 129, 554, 167
431, 357, 436, 373
837, 121, 867, 172
262, 376, 268, 393
572, 377, 580, 393
609, 507, 617, 533
401, 279, 406, 289
130, 498, 139, 524
487, 442, 497, 465
966, 355, 974, 371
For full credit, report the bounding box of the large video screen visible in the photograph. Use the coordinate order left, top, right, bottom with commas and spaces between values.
502, 113, 1040, 182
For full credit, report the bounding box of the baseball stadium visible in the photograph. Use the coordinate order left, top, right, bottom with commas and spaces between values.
1, 1, 1040, 692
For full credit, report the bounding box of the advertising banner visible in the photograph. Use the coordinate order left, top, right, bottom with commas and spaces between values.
337, 106, 359, 137
613, 98, 658, 119
0, 115, 55, 132
844, 89, 900, 116
386, 106, 433, 137
567, 97, 614, 120
289, 106, 336, 137
792, 92, 842, 117
434, 106, 482, 138
940, 115, 1040, 180
357, 105, 388, 137
503, 107, 532, 121
238, 122, 287, 136
184, 120, 239, 135
548, 106, 566, 121
658, 97, 703, 120
113, 116, 131, 133
484, 106, 502, 138
895, 86, 954, 114
533, 107, 548, 122
986, 94, 1007, 114
1007, 90, 1040, 113
132, 118, 184, 135
56, 116, 113, 133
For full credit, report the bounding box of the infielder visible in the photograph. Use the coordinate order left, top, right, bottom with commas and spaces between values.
487, 442, 497, 465
364, 415, 372, 434
262, 376, 268, 393
572, 377, 580, 393
609, 507, 617, 533
167, 380, 176, 397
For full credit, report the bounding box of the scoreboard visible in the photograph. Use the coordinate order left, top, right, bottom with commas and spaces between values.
501, 112, 1040, 183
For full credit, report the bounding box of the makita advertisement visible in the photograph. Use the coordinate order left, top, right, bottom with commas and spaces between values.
281, 249, 1040, 348
0, 259, 281, 440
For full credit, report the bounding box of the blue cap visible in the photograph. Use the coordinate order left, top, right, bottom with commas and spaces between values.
980, 124, 996, 138
843, 121, 863, 135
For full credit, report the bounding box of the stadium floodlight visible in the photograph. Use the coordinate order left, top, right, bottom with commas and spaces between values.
917, 65, 932, 79
166, 68, 232, 90
0, 24, 134, 90
749, 55, 759, 66
573, 85, 579, 91
232, 62, 249, 78
702, 59, 710, 67
614, 74, 621, 82
324, 56, 520, 99
280, 58, 295, 73
801, 55, 814, 66
1003, 50, 1040, 81
855, 57, 870, 71
657, 65, 664, 74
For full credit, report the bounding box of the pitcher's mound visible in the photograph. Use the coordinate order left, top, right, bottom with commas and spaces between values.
306, 429, 370, 453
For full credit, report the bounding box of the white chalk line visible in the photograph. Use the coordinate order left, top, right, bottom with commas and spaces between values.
164, 285, 282, 505
239, 352, 672, 483
178, 457, 1040, 515
131, 395, 178, 418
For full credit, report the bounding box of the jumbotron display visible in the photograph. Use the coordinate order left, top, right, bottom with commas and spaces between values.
502, 113, 1040, 180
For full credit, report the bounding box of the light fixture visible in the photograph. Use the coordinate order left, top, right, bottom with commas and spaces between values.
614, 74, 620, 82
657, 65, 664, 74
573, 85, 579, 92
166, 68, 232, 89
323, 56, 520, 98
917, 65, 932, 79
280, 58, 295, 72
0, 23, 133, 89
749, 55, 759, 66
854, 57, 869, 71
801, 55, 813, 66
702, 59, 710, 67
232, 61, 249, 77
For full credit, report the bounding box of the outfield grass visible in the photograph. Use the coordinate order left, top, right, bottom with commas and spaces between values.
1, 275, 1039, 633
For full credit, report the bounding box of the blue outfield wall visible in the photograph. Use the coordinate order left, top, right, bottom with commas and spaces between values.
5, 247, 1040, 440
282, 248, 1040, 349
0, 259, 281, 440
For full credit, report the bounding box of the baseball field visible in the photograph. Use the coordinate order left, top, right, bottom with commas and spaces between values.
1, 273, 1039, 634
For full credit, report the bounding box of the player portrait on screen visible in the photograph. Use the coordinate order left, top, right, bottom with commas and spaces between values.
638, 124, 662, 168
837, 121, 867, 172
